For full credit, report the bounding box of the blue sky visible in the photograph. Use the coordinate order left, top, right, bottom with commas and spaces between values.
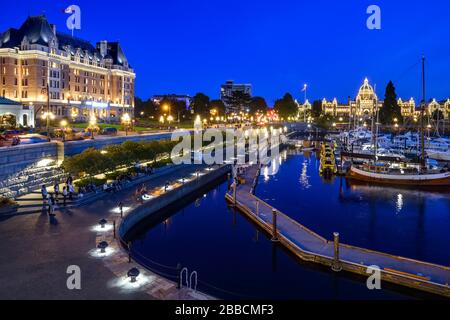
1, 0, 450, 105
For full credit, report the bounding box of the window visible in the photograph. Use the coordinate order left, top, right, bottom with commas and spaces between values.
2, 77, 5, 85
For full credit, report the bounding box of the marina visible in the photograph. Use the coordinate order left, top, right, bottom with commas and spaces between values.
129, 148, 450, 300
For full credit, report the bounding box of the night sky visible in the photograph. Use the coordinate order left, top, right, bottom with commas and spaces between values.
1, 0, 450, 105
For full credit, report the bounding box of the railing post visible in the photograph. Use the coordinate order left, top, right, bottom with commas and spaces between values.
233, 182, 237, 206
332, 232, 342, 272
113, 220, 116, 239
176, 263, 181, 289
271, 209, 279, 242
227, 173, 231, 190
127, 242, 132, 263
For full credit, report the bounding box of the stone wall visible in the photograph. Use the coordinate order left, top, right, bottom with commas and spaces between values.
0, 131, 181, 197
119, 165, 231, 239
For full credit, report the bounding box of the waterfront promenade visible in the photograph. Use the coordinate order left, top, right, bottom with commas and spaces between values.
227, 165, 450, 298
0, 164, 212, 300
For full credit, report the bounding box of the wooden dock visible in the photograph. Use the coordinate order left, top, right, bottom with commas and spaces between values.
225, 165, 450, 298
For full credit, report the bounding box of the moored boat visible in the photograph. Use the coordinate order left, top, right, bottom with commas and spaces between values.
348, 164, 450, 186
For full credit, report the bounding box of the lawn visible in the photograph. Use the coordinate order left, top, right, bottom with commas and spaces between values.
71, 123, 150, 131
71, 121, 193, 131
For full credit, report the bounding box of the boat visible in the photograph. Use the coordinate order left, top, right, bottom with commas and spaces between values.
319, 143, 337, 175
347, 56, 450, 186
348, 163, 450, 186
427, 149, 450, 162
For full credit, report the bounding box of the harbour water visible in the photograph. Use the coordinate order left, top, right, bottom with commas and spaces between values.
130, 148, 450, 300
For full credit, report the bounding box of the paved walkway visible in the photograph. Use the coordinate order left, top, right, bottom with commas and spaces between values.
231, 165, 450, 297
0, 164, 209, 300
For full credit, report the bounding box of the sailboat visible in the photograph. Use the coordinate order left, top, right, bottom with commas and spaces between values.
347, 57, 450, 186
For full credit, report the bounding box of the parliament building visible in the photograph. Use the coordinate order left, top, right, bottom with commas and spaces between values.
320, 78, 449, 119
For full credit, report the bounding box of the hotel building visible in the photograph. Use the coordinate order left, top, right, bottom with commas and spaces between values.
0, 15, 135, 125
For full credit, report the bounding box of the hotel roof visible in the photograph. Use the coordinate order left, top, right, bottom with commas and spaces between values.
0, 15, 129, 67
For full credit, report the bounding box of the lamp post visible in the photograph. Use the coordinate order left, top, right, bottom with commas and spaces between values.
60, 120, 68, 142
121, 113, 131, 136
41, 111, 55, 141
89, 114, 97, 140
41, 84, 51, 135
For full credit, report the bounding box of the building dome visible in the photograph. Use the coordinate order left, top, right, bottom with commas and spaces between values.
357, 78, 376, 101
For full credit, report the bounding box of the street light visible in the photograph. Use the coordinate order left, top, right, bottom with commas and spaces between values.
89, 114, 97, 140
41, 111, 55, 141
60, 120, 68, 142
167, 115, 174, 125
159, 115, 165, 124
121, 113, 131, 136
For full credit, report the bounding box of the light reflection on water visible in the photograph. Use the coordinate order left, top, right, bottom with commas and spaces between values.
130, 147, 449, 300
258, 149, 450, 266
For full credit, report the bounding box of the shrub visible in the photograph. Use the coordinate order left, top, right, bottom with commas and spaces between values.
74, 178, 107, 188
0, 197, 17, 207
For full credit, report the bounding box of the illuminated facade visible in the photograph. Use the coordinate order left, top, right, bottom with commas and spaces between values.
0, 15, 135, 124
322, 78, 449, 119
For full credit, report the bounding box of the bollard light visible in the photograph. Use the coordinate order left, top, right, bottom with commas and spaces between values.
97, 241, 109, 253
99, 218, 108, 229
127, 268, 140, 283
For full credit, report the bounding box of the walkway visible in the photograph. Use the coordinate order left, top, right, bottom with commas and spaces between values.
0, 164, 211, 300
227, 165, 450, 298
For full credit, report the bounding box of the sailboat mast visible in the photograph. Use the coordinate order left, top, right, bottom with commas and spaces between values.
420, 56, 426, 169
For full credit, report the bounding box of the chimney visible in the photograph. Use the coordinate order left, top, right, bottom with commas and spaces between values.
99, 40, 108, 57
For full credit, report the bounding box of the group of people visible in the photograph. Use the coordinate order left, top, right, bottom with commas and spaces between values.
40, 176, 76, 216
11, 136, 21, 146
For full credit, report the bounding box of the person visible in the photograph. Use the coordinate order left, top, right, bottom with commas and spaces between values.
62, 186, 68, 206
54, 183, 60, 203
66, 175, 73, 186
41, 185, 48, 205
68, 183, 75, 200
48, 194, 56, 216
118, 201, 124, 217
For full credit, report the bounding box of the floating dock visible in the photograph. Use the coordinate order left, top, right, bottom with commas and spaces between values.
225, 165, 450, 298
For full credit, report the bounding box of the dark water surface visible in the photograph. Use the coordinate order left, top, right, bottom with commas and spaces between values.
130, 150, 450, 300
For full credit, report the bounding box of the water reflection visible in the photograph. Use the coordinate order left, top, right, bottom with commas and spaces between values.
258, 152, 450, 266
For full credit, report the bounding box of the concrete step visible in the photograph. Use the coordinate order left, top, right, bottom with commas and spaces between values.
17, 201, 77, 209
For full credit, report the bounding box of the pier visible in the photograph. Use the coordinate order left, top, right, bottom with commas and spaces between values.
225, 165, 450, 298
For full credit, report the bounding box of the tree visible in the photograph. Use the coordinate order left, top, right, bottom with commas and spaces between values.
191, 93, 210, 117
380, 81, 403, 125
134, 97, 158, 118
210, 99, 226, 116
311, 100, 323, 118
249, 97, 268, 115
274, 93, 298, 119
158, 97, 187, 121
